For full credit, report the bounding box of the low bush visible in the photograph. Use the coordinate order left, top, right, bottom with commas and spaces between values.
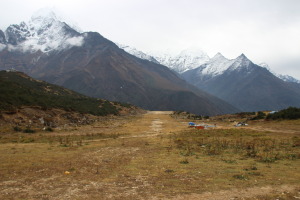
251, 111, 266, 120
23, 128, 35, 133
13, 126, 22, 132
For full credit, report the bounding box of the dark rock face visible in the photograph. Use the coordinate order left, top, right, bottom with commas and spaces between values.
5, 22, 31, 45
0, 30, 6, 44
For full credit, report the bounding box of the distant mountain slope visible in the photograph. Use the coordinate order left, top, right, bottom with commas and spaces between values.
182, 54, 300, 111
118, 45, 210, 74
116, 44, 160, 64
277, 74, 300, 84
0, 70, 132, 116
0, 10, 239, 115
258, 63, 300, 84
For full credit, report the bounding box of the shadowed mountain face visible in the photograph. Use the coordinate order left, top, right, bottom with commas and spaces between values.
182, 54, 300, 111
0, 16, 239, 115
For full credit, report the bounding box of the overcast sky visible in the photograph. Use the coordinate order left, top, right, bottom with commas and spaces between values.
0, 0, 300, 79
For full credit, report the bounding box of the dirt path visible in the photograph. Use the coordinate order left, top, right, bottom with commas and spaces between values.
78, 111, 187, 142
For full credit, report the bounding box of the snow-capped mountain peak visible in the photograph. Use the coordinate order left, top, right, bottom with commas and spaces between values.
229, 53, 252, 71
211, 52, 226, 61
2, 8, 84, 53
235, 53, 250, 63
166, 48, 210, 73
29, 9, 59, 34
198, 53, 234, 77
187, 53, 255, 80
237, 53, 247, 58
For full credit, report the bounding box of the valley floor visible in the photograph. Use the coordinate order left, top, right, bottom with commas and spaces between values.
0, 111, 299, 199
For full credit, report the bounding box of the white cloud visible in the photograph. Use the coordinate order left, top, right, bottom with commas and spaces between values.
65, 36, 84, 47
0, 43, 6, 51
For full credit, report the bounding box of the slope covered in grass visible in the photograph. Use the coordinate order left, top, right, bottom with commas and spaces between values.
0, 70, 132, 115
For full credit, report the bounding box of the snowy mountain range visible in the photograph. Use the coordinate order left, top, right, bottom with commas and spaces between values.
183, 53, 256, 82
118, 45, 209, 74
118, 45, 300, 84
0, 9, 239, 115
1, 8, 300, 113
182, 54, 300, 111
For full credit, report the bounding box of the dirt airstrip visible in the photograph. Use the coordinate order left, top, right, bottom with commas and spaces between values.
0, 111, 299, 199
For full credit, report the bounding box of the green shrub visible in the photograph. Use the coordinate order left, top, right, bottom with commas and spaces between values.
23, 128, 35, 133
45, 127, 53, 132
13, 126, 22, 132
179, 159, 189, 164
251, 111, 266, 120
233, 174, 248, 180
266, 107, 300, 120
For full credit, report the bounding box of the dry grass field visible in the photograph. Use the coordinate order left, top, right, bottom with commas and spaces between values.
0, 111, 299, 199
